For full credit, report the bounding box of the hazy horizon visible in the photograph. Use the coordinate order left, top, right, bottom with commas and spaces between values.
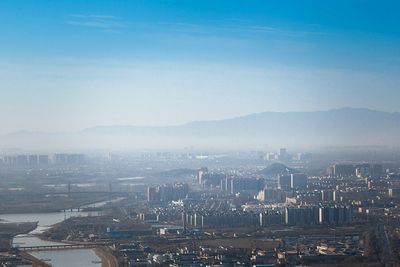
1, 1, 400, 134
2, 107, 400, 152
2, 106, 399, 134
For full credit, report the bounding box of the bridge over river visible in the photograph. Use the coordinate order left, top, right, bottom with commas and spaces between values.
16, 242, 114, 252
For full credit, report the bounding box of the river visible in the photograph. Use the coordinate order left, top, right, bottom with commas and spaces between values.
0, 206, 108, 266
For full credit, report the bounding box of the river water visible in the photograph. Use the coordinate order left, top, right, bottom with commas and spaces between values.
0, 210, 102, 267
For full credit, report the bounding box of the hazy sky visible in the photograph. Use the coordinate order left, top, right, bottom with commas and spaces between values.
1, 0, 400, 134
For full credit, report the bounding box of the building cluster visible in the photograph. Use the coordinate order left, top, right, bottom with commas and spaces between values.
222, 177, 265, 194
112, 157, 400, 266
147, 183, 189, 202
15, 153, 397, 267
264, 148, 312, 162
197, 168, 266, 194
285, 205, 353, 226
184, 211, 260, 228
256, 188, 286, 203
118, 244, 277, 267
327, 163, 383, 178
0, 154, 49, 167
0, 153, 85, 168
278, 173, 308, 190
278, 235, 364, 266
53, 153, 85, 165
197, 168, 225, 188
306, 163, 400, 223
115, 234, 364, 267
181, 205, 352, 229
140, 159, 383, 233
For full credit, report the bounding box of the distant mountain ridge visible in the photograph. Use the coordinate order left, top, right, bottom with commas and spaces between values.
3, 108, 400, 150
82, 107, 400, 132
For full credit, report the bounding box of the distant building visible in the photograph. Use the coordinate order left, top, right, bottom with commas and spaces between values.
147, 186, 159, 201
4, 156, 15, 166
230, 178, 264, 194
221, 176, 233, 192
290, 174, 307, 189
278, 175, 291, 190
66, 154, 85, 164
318, 205, 352, 225
2, 154, 50, 168
54, 154, 68, 165
54, 153, 84, 165
197, 167, 208, 184
28, 155, 38, 167
285, 206, 319, 226
321, 190, 334, 202
333, 190, 340, 202
257, 188, 286, 203
285, 205, 352, 226
278, 148, 289, 161
388, 188, 400, 198
372, 164, 383, 177
138, 212, 159, 222
355, 163, 371, 178
16, 155, 28, 166
330, 164, 355, 177
326, 165, 335, 176
147, 183, 189, 202
329, 163, 382, 178
159, 226, 184, 236
266, 153, 277, 161
297, 153, 312, 161
201, 172, 225, 188
259, 210, 285, 226
38, 155, 49, 166
185, 211, 260, 228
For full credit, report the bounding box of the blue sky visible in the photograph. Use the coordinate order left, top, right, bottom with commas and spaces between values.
1, 0, 400, 133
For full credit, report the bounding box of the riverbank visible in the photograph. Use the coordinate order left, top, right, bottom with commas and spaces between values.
0, 196, 124, 267
0, 221, 38, 251
0, 191, 114, 215
0, 221, 38, 235
94, 247, 119, 267
1, 211, 104, 267
19, 251, 52, 267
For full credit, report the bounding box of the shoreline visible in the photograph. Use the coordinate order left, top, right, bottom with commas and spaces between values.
33, 234, 111, 266
3, 203, 113, 266
0, 195, 122, 215
94, 247, 119, 267
19, 251, 52, 267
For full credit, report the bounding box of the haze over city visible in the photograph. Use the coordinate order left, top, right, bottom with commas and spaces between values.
1, 1, 400, 267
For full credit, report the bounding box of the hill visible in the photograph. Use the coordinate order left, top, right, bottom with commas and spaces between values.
3, 108, 400, 150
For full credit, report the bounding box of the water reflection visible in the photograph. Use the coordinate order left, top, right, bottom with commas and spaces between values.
0, 210, 102, 267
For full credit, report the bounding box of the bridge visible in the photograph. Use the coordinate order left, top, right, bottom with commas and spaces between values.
16, 242, 113, 252
42, 191, 134, 196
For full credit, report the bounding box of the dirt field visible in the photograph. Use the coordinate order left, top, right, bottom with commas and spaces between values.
198, 237, 281, 250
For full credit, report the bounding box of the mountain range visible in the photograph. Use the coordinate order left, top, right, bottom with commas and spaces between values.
2, 108, 400, 151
